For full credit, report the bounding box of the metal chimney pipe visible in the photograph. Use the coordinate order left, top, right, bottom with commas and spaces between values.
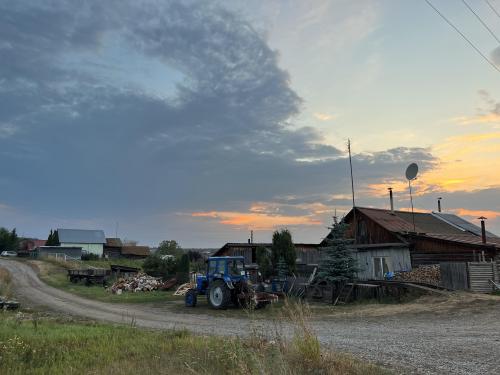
388, 187, 394, 212
478, 216, 487, 244
437, 197, 442, 213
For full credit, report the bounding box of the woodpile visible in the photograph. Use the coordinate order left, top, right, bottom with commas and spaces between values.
394, 265, 441, 286
110, 273, 176, 294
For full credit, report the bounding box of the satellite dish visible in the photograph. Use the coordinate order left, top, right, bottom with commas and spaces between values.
405, 163, 418, 180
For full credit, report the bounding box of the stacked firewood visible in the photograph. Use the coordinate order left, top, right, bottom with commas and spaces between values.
394, 265, 441, 286
110, 273, 176, 294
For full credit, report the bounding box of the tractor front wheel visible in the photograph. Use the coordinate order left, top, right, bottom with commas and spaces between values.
208, 280, 231, 310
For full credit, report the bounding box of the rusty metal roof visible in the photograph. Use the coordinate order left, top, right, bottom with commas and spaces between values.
353, 207, 500, 248
120, 246, 150, 256
414, 233, 500, 247
357, 207, 471, 235
106, 238, 123, 247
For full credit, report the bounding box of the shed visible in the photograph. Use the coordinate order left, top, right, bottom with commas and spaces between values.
120, 246, 150, 259
103, 238, 123, 259
34, 246, 82, 259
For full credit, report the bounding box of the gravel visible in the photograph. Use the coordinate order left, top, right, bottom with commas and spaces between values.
1, 259, 499, 374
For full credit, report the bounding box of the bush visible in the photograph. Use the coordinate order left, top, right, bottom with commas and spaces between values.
81, 253, 100, 261
143, 255, 177, 279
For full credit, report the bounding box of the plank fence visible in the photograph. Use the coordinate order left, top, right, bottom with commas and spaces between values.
440, 260, 499, 293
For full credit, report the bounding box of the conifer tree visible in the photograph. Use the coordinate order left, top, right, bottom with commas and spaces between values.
318, 221, 359, 283
277, 256, 288, 279
53, 230, 60, 245
271, 229, 296, 275
46, 230, 54, 246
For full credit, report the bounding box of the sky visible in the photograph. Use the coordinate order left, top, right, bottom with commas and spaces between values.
1, 0, 500, 247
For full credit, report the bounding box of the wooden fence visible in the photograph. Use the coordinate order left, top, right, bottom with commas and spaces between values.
440, 260, 499, 293
440, 262, 468, 290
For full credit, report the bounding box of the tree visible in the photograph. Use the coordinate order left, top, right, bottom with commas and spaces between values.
143, 255, 177, 279
317, 221, 359, 283
0, 227, 19, 251
46, 229, 60, 246
256, 246, 272, 279
277, 256, 288, 280
46, 230, 54, 246
53, 230, 59, 245
271, 229, 296, 276
157, 240, 183, 257
186, 250, 202, 263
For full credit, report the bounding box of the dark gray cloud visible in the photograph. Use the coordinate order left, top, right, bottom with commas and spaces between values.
0, 0, 437, 245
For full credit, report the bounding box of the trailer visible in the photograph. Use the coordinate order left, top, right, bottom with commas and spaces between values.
67, 268, 110, 286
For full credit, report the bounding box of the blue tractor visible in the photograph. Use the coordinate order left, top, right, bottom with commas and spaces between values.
185, 256, 277, 309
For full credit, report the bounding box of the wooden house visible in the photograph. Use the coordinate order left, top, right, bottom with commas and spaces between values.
341, 207, 500, 267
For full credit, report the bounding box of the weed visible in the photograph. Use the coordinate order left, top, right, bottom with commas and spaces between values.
0, 312, 389, 375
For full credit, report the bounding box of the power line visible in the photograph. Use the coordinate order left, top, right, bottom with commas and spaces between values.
462, 0, 500, 44
485, 0, 500, 19
424, 0, 500, 74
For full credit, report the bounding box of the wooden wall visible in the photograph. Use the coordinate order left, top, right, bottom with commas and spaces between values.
411, 237, 496, 266
357, 217, 400, 244
355, 247, 412, 280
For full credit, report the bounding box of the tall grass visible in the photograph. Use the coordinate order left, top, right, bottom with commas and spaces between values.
0, 308, 389, 375
0, 267, 12, 298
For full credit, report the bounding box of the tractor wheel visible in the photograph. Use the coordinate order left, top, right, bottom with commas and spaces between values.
208, 280, 231, 310
185, 289, 198, 307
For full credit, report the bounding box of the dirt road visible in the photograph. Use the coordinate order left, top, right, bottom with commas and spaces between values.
2, 259, 499, 374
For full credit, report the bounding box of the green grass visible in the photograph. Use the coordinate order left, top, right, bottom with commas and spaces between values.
38, 257, 144, 271
0, 310, 389, 375
41, 271, 182, 303
81, 258, 145, 269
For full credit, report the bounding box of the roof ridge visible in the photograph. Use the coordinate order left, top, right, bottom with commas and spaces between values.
357, 206, 432, 215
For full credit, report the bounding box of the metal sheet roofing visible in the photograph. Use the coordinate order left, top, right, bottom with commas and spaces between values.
356, 207, 465, 235
356, 207, 497, 237
58, 229, 106, 244
416, 233, 500, 247
121, 246, 150, 256
431, 212, 498, 237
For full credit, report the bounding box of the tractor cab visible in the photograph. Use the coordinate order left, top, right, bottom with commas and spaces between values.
194, 256, 247, 295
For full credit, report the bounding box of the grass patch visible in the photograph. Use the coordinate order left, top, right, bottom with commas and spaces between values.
0, 267, 12, 298
0, 308, 389, 375
38, 257, 144, 271
34, 260, 181, 304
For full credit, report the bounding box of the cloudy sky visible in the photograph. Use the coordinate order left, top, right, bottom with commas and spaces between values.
1, 0, 500, 247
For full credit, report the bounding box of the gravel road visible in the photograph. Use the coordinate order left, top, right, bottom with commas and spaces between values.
2, 259, 499, 374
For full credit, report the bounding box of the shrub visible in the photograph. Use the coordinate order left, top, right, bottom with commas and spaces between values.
81, 253, 100, 261
142, 255, 177, 279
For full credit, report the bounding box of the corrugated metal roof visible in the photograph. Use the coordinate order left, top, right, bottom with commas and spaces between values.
431, 212, 498, 237
417, 233, 500, 247
121, 246, 150, 256
356, 207, 477, 236
58, 229, 106, 244
106, 238, 123, 247
357, 208, 415, 233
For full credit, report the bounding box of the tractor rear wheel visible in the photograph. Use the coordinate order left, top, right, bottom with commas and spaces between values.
185, 289, 198, 307
208, 280, 231, 309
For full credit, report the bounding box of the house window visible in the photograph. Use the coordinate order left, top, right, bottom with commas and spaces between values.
373, 257, 390, 279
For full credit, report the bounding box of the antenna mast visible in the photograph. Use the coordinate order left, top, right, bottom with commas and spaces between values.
405, 163, 419, 233
348, 139, 356, 243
